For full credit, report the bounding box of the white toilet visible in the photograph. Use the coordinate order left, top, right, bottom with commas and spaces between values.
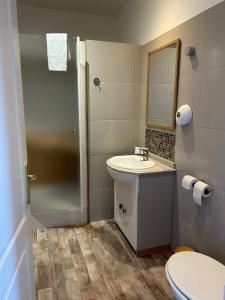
166, 251, 225, 300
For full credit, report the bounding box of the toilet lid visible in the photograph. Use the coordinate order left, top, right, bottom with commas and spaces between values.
167, 252, 225, 300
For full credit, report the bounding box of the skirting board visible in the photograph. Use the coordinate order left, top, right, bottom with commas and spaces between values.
116, 222, 171, 257
136, 244, 171, 257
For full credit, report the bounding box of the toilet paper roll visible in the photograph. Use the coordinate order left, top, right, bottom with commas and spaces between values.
193, 181, 212, 206
182, 175, 198, 190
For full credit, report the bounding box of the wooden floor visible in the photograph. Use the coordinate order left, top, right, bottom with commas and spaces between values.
33, 220, 174, 300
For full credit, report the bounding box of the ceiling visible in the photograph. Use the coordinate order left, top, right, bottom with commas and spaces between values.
17, 0, 128, 17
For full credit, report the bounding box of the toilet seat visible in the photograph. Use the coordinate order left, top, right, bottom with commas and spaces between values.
166, 252, 225, 300
166, 264, 188, 300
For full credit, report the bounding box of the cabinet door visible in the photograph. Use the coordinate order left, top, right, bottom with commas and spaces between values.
114, 180, 138, 249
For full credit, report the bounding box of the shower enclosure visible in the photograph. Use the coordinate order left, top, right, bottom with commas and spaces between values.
20, 34, 87, 227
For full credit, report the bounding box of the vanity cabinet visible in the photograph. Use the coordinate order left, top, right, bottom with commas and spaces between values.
107, 156, 175, 256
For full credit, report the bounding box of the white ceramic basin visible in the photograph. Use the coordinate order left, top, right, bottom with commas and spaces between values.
108, 155, 155, 171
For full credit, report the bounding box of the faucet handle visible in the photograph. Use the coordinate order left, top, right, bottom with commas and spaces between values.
142, 148, 150, 161
142, 147, 150, 154
134, 147, 150, 158
134, 146, 142, 155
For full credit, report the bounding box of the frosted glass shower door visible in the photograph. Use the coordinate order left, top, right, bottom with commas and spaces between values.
20, 34, 81, 218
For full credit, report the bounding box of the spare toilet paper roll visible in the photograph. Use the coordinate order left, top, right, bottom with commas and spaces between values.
182, 175, 198, 189
193, 181, 212, 206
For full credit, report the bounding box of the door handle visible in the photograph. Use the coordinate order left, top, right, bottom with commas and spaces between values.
26, 174, 37, 205
24, 162, 38, 205
27, 174, 38, 181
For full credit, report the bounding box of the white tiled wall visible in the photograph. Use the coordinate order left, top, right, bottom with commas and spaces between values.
86, 40, 141, 221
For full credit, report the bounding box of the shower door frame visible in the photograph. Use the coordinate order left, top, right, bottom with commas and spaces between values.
77, 38, 88, 214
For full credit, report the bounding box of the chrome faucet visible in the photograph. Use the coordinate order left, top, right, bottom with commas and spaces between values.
135, 147, 150, 161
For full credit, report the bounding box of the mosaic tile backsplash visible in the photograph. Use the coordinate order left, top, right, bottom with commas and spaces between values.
145, 128, 176, 162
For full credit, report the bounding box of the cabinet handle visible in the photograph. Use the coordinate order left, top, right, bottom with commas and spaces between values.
122, 208, 127, 214
119, 204, 123, 209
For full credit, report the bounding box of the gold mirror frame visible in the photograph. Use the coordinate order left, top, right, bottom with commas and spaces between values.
146, 39, 181, 130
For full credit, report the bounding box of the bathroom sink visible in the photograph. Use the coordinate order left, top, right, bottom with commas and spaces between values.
107, 155, 155, 171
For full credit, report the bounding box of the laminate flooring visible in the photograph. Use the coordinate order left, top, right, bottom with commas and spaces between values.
33, 220, 174, 300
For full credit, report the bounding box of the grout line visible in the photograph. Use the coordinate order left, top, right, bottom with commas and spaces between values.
89, 187, 113, 192
88, 119, 140, 122
179, 217, 225, 260
194, 125, 225, 132
180, 61, 225, 76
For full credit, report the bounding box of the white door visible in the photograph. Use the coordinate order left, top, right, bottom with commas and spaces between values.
0, 0, 35, 299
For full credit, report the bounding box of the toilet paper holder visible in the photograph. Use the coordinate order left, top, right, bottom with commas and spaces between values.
194, 179, 212, 198
182, 175, 212, 198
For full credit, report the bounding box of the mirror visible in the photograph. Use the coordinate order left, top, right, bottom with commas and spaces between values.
146, 39, 181, 130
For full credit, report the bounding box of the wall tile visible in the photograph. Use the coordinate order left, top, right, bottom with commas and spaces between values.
198, 66, 225, 130
88, 81, 110, 121
89, 188, 114, 221
89, 120, 136, 156
172, 216, 204, 252
180, 13, 206, 74
201, 188, 225, 251
177, 72, 202, 126
87, 40, 110, 81
203, 1, 225, 69
89, 81, 140, 121
145, 129, 176, 161
110, 44, 141, 83
89, 155, 113, 189
199, 228, 225, 266
139, 120, 146, 146
194, 127, 225, 192
126, 120, 140, 148
112, 120, 134, 154
110, 82, 138, 120
175, 124, 197, 173
141, 46, 149, 83
139, 82, 147, 120
89, 120, 113, 155
173, 217, 225, 264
